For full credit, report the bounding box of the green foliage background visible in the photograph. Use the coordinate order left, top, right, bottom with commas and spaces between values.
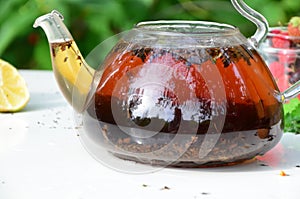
1, 0, 300, 70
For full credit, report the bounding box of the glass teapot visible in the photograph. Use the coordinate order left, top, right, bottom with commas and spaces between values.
33, 0, 300, 168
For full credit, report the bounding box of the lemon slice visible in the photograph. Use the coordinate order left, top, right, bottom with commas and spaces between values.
0, 59, 30, 112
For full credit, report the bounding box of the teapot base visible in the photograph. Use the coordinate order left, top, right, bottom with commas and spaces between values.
112, 152, 257, 168
90, 121, 282, 168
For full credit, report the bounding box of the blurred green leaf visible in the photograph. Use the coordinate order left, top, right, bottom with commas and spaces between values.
282, 0, 300, 13
0, 0, 39, 55
33, 37, 51, 70
261, 2, 287, 26
284, 98, 300, 114
0, 0, 26, 23
283, 98, 300, 133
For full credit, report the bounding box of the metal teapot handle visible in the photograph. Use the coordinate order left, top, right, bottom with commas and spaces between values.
231, 0, 269, 48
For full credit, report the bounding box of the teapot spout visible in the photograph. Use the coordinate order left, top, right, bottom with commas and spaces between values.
231, 0, 269, 48
34, 10, 94, 112
33, 10, 71, 44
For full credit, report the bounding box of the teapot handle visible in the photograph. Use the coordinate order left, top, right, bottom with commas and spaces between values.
231, 0, 269, 48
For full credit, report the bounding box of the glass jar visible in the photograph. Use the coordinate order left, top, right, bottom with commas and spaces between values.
259, 27, 300, 92
259, 27, 300, 133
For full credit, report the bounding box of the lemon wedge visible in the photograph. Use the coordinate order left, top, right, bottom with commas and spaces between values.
0, 59, 29, 112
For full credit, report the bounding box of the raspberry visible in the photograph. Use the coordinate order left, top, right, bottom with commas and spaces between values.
271, 31, 290, 48
277, 75, 289, 91
278, 51, 297, 64
288, 16, 300, 37
270, 29, 281, 34
269, 61, 284, 77
269, 61, 289, 91
288, 16, 300, 44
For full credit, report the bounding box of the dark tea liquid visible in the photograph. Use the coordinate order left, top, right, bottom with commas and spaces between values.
84, 41, 283, 167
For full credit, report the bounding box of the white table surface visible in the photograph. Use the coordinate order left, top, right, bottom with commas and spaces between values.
1, 70, 300, 199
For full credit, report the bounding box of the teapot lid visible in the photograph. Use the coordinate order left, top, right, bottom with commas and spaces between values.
135, 20, 238, 35
131, 20, 248, 48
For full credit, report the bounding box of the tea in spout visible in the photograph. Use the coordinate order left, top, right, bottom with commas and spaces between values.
33, 10, 95, 112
